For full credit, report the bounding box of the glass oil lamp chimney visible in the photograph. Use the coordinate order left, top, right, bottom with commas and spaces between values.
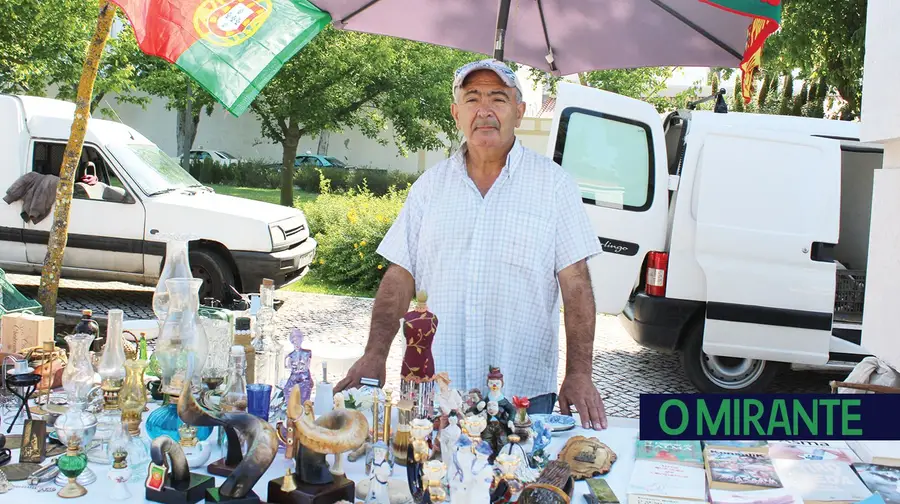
94, 310, 127, 446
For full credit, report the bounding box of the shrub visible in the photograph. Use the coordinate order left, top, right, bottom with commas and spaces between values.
188, 158, 281, 189
302, 172, 410, 293
295, 166, 419, 197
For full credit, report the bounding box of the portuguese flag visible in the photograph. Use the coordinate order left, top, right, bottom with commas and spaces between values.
110, 0, 332, 116
701, 0, 782, 104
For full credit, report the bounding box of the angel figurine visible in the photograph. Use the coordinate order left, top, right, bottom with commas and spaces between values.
365, 441, 393, 504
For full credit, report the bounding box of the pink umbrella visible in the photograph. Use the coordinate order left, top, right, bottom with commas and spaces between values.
309, 0, 781, 79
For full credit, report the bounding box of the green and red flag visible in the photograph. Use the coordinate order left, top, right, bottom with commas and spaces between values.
110, 0, 332, 116
701, 0, 782, 104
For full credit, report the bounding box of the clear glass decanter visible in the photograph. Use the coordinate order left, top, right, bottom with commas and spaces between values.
153, 235, 192, 323
253, 279, 278, 390
221, 345, 248, 412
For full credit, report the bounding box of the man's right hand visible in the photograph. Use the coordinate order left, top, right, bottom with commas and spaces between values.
334, 353, 387, 392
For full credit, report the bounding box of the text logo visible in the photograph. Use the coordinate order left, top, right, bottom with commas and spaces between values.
638, 394, 900, 440
194, 0, 272, 47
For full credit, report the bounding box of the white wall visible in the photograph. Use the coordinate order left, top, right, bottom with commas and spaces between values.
859, 0, 900, 372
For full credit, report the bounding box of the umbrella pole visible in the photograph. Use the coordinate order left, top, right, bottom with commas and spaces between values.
493, 0, 512, 61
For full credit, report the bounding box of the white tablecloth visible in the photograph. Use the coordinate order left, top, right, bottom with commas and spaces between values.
1, 412, 639, 503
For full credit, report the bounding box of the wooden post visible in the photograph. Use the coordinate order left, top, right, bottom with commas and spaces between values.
37, 0, 117, 318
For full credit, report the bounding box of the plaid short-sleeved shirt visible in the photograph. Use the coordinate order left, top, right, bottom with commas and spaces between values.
377, 138, 601, 399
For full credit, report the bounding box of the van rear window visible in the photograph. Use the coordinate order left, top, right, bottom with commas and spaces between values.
553, 108, 653, 212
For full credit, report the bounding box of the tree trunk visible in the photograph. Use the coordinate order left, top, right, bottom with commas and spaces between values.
316, 131, 330, 155
179, 81, 194, 171
37, 0, 117, 318
281, 132, 300, 207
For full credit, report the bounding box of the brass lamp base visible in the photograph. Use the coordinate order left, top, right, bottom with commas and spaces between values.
58, 477, 87, 498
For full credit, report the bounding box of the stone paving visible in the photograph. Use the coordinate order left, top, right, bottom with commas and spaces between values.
7, 274, 841, 419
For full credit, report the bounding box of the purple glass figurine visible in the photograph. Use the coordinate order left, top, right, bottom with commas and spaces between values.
283, 328, 313, 404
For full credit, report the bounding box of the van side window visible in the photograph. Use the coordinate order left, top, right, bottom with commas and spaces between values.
31, 141, 133, 204
553, 108, 653, 211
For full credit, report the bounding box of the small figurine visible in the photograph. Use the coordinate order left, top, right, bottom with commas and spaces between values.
434, 372, 464, 420
400, 291, 438, 422
465, 441, 496, 502
283, 328, 314, 405
439, 412, 462, 469
364, 441, 393, 503
330, 392, 346, 477
465, 388, 486, 417
529, 420, 553, 470
485, 367, 516, 425
482, 401, 513, 462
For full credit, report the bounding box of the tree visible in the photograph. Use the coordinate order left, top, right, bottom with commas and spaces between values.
251, 26, 475, 206
762, 0, 866, 120
37, 0, 117, 317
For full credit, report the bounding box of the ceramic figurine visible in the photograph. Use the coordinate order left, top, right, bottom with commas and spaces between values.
466, 441, 496, 502
330, 392, 347, 477
439, 412, 462, 469
448, 435, 475, 501
485, 367, 515, 425
529, 420, 552, 469
434, 372, 464, 420
282, 328, 313, 405
465, 388, 487, 418
497, 434, 541, 484
364, 441, 393, 503
482, 401, 513, 462
400, 291, 438, 422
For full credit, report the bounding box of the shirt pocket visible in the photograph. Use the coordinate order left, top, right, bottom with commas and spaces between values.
497, 211, 553, 273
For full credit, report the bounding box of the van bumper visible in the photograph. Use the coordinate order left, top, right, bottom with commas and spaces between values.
231, 237, 317, 292
619, 292, 704, 354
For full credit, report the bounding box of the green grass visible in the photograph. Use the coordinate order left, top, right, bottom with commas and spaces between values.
208, 184, 317, 207
207, 184, 373, 298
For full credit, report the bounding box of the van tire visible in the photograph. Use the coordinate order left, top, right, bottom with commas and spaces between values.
680, 319, 781, 393
190, 248, 235, 303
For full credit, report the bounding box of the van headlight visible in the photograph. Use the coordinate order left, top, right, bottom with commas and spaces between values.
269, 224, 286, 248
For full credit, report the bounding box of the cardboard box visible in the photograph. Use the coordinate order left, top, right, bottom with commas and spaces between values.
0, 311, 54, 354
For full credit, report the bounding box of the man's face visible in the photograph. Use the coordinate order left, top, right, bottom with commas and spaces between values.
451, 70, 525, 150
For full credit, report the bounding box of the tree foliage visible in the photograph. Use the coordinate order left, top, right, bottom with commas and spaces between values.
251, 26, 477, 205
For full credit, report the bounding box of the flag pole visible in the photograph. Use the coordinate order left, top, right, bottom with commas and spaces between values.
37, 0, 117, 318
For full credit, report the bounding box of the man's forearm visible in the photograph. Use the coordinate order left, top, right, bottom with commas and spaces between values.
365, 264, 415, 360
559, 260, 596, 376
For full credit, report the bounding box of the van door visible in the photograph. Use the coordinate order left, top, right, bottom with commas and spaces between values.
25, 141, 147, 275
547, 82, 669, 314
693, 130, 840, 365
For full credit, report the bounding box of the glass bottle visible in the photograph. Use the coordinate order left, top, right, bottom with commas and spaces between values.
199, 304, 234, 392
95, 309, 127, 447
61, 333, 96, 405
119, 359, 148, 437
221, 345, 248, 412
234, 317, 255, 384
146, 278, 213, 443
252, 279, 278, 390
74, 309, 103, 353
153, 235, 192, 324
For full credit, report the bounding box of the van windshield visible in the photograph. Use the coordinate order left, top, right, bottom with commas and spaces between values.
108, 143, 204, 196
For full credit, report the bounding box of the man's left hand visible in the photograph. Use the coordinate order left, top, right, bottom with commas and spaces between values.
558, 372, 607, 430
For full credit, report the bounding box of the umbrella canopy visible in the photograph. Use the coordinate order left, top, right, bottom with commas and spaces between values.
310, 0, 778, 77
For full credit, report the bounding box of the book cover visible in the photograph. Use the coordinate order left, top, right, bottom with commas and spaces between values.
704, 441, 769, 450
636, 440, 704, 466
852, 463, 900, 504
627, 459, 707, 501
705, 448, 783, 490
708, 488, 803, 504
587, 477, 619, 503
772, 459, 872, 502
768, 441, 861, 464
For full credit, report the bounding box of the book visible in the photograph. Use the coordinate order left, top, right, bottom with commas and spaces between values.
849, 442, 900, 468
587, 477, 619, 503
708, 488, 803, 504
772, 459, 872, 502
705, 447, 783, 490
704, 441, 769, 451
626, 459, 708, 502
852, 463, 900, 504
635, 440, 704, 466
768, 441, 861, 464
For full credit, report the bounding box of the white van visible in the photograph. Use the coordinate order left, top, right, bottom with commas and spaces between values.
0, 95, 317, 301
548, 82, 879, 393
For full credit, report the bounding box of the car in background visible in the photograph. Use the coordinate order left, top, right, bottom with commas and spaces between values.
295, 154, 353, 169
179, 149, 241, 166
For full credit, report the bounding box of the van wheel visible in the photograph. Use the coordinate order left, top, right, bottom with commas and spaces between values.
680, 320, 781, 393
190, 248, 235, 303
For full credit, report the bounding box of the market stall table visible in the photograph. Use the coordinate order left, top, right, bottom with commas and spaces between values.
0, 407, 640, 503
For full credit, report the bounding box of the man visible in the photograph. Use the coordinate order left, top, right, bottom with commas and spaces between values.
335, 58, 607, 430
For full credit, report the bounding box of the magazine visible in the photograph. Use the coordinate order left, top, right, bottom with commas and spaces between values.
768, 441, 860, 464
852, 463, 900, 504
636, 440, 704, 466
706, 448, 783, 490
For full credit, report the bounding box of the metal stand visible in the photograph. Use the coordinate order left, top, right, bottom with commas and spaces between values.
5, 372, 40, 433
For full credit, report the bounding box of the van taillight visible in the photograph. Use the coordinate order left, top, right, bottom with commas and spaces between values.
646, 251, 668, 297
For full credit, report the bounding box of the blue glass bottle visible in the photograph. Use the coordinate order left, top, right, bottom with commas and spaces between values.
145, 395, 213, 442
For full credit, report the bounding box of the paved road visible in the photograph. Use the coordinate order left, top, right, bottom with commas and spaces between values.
8, 274, 841, 418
